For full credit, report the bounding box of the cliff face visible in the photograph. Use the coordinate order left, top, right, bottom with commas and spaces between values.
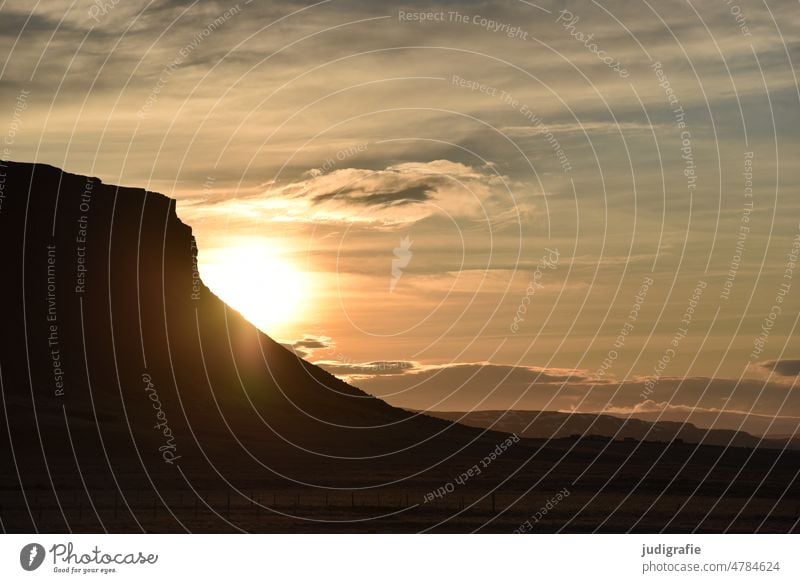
0, 161, 483, 529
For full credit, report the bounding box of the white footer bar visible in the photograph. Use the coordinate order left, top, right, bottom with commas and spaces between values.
1, 534, 795, 582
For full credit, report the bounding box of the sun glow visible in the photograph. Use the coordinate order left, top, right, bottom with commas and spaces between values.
199, 240, 310, 335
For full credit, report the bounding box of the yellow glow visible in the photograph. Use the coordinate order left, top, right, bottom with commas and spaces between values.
200, 240, 310, 335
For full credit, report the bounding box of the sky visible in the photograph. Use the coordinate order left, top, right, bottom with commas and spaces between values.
2, 0, 799, 434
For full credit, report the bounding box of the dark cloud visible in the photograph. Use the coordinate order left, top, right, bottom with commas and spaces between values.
760, 359, 800, 377
0, 11, 68, 36
312, 184, 433, 207
281, 334, 333, 358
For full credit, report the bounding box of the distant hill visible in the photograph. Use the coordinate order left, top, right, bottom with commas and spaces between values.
424, 410, 800, 450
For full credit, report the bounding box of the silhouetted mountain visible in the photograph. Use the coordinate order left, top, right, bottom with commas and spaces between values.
0, 161, 491, 509
1, 160, 797, 533
425, 410, 800, 450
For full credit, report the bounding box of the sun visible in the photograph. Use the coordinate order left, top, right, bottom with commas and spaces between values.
199, 239, 310, 335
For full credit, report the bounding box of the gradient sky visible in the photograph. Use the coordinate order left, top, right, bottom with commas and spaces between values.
2, 0, 799, 433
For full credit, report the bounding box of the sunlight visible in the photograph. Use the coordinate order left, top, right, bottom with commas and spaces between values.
199, 239, 310, 335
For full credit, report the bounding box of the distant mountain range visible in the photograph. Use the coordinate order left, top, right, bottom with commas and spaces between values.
424, 410, 800, 450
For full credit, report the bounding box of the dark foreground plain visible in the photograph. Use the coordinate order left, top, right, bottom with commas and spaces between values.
1, 161, 798, 533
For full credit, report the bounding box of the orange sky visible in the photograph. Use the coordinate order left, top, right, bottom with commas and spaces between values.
2, 0, 799, 432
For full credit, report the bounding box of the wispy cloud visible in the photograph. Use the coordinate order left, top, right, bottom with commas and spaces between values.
195, 160, 526, 226
281, 334, 334, 358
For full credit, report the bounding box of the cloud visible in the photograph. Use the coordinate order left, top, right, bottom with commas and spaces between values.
264, 159, 514, 224
319, 361, 594, 383
402, 362, 595, 383
312, 184, 433, 207
280, 334, 333, 358
759, 359, 800, 377
598, 399, 775, 418
198, 159, 524, 226
323, 360, 598, 397
317, 360, 416, 378
501, 120, 671, 138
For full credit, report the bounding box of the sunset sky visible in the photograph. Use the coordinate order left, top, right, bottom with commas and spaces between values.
2, 0, 799, 432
